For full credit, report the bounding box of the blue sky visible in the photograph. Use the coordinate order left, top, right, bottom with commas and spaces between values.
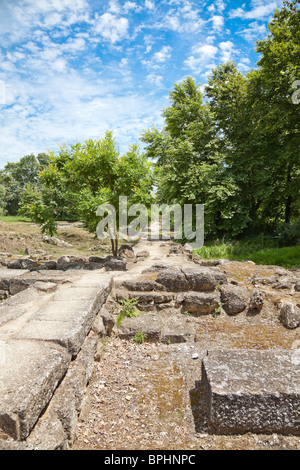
0, 0, 285, 167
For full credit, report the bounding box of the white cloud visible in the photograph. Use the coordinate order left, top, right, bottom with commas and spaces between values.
211, 15, 224, 32
184, 44, 218, 75
219, 41, 236, 62
61, 37, 86, 52
0, 0, 90, 45
192, 44, 219, 59
0, 69, 165, 166
123, 2, 142, 13
108, 0, 121, 15
145, 0, 155, 10
153, 46, 172, 63
216, 0, 226, 12
147, 74, 163, 87
237, 61, 251, 72
51, 57, 68, 72
229, 1, 282, 20
239, 21, 267, 42
94, 13, 129, 44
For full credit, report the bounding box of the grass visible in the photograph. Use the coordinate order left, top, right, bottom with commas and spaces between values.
0, 215, 30, 223
194, 236, 300, 269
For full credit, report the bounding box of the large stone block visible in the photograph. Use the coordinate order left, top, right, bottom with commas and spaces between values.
117, 314, 162, 342
181, 267, 227, 291
202, 349, 300, 435
156, 269, 190, 292
177, 291, 220, 315
16, 278, 112, 355
0, 340, 71, 440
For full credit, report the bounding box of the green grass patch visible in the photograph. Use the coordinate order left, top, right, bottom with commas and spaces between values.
0, 215, 31, 223
194, 238, 300, 269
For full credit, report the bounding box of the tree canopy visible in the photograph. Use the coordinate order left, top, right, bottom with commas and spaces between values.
141, 1, 300, 241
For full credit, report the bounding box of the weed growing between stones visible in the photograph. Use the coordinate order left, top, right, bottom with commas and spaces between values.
133, 332, 147, 343
117, 296, 140, 326
212, 301, 223, 317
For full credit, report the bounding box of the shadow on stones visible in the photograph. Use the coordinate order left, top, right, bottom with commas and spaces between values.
189, 380, 208, 434
246, 307, 261, 318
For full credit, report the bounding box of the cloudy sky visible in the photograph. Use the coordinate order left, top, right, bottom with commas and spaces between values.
0, 0, 285, 167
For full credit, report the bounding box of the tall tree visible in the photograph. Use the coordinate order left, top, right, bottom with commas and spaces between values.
254, 0, 300, 223
141, 76, 237, 237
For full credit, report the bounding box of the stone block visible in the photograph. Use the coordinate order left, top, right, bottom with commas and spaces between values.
0, 340, 70, 440
202, 349, 300, 435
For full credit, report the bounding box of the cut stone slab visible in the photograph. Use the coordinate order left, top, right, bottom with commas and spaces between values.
117, 314, 162, 342
0, 340, 71, 440
202, 349, 300, 435
161, 316, 195, 344
176, 291, 221, 315
116, 291, 173, 305
120, 279, 164, 292
181, 267, 227, 291
16, 278, 112, 355
0, 287, 44, 327
17, 300, 104, 356
156, 269, 190, 292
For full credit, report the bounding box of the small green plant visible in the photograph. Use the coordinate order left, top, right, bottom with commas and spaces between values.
117, 296, 140, 326
213, 301, 223, 317
133, 331, 147, 343
183, 310, 190, 316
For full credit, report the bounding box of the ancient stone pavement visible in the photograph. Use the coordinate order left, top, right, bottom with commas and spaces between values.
0, 239, 299, 449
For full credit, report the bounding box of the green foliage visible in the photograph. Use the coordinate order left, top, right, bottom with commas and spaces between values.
39, 132, 154, 253
141, 2, 300, 242
117, 296, 140, 326
0, 153, 49, 216
0, 183, 6, 215
195, 236, 300, 268
133, 332, 147, 344
275, 219, 300, 247
213, 302, 223, 317
141, 76, 231, 236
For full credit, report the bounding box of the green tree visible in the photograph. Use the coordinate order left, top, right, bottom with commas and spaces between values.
36, 132, 154, 254
0, 153, 49, 215
141, 76, 236, 237
254, 0, 300, 224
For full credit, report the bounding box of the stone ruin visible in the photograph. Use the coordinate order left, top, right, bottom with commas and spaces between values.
0, 240, 299, 449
